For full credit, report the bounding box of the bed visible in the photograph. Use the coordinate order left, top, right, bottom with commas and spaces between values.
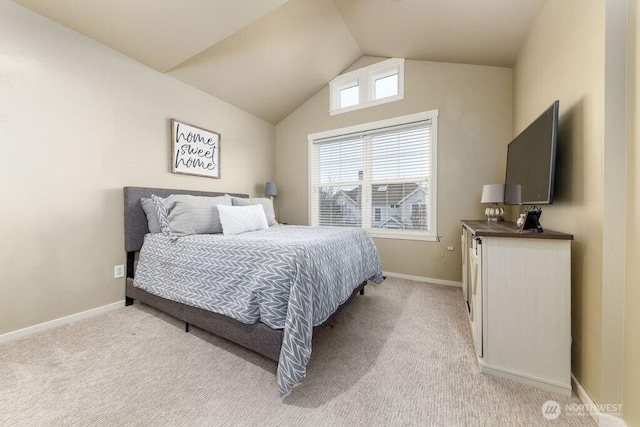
123, 186, 384, 395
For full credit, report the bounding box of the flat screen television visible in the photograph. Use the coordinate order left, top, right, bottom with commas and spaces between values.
504, 100, 559, 205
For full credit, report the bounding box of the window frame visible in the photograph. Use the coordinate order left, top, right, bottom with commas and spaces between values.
329, 58, 405, 115
308, 110, 439, 241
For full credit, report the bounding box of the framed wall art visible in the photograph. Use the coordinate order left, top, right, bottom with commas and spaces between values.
171, 119, 220, 178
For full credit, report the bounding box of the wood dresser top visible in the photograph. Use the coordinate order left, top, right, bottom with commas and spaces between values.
461, 220, 574, 240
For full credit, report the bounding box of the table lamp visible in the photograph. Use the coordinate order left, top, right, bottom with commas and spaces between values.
265, 182, 278, 200
481, 184, 505, 222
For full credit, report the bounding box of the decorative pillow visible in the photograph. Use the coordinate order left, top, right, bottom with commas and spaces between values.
217, 204, 269, 236
140, 197, 161, 233
150, 194, 170, 235
164, 194, 232, 237
231, 196, 277, 226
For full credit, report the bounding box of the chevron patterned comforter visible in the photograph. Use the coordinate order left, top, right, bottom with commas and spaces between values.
133, 225, 384, 395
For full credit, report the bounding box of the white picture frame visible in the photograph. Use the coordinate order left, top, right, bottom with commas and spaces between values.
171, 119, 220, 179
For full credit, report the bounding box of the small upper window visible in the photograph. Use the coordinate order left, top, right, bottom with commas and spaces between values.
330, 58, 405, 115
374, 73, 398, 100
339, 85, 359, 109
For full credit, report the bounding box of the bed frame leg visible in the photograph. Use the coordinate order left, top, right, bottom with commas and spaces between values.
126, 252, 135, 279
125, 252, 136, 307
185, 322, 190, 333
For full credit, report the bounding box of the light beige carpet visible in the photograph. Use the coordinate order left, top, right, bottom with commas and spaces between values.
0, 278, 594, 426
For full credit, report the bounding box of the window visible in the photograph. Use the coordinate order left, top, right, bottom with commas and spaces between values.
329, 58, 404, 115
309, 110, 438, 241
374, 207, 382, 222
411, 203, 427, 229
339, 84, 359, 109
374, 73, 398, 100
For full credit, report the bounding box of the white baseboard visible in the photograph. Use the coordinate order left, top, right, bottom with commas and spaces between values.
480, 362, 571, 397
571, 373, 627, 427
0, 300, 125, 344
382, 271, 461, 288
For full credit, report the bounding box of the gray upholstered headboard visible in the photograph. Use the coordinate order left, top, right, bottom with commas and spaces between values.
123, 186, 248, 253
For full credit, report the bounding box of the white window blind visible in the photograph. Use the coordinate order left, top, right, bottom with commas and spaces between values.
310, 117, 436, 239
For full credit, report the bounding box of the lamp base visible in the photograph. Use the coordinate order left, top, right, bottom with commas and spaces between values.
485, 206, 504, 222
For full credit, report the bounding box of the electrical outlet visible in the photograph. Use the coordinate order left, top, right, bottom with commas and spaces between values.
114, 264, 125, 279
447, 246, 454, 251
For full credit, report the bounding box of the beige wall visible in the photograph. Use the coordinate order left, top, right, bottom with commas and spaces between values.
0, 1, 275, 335
275, 58, 512, 281
515, 0, 639, 422
514, 0, 606, 403
514, 0, 606, 406
625, 0, 640, 425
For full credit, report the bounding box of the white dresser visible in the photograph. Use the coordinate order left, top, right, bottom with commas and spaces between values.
461, 220, 573, 396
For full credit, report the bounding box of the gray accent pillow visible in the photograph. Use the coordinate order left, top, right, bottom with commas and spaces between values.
140, 197, 161, 233
151, 194, 170, 236
163, 194, 231, 237
231, 196, 277, 226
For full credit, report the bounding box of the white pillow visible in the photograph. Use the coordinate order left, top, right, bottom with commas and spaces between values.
217, 204, 269, 236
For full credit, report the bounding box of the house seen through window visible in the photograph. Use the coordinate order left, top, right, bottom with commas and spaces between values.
309, 110, 438, 241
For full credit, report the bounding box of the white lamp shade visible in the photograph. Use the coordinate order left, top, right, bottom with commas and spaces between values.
265, 182, 278, 197
481, 184, 505, 203
504, 184, 521, 205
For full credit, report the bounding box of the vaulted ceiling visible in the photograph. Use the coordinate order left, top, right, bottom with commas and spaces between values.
12, 0, 542, 124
